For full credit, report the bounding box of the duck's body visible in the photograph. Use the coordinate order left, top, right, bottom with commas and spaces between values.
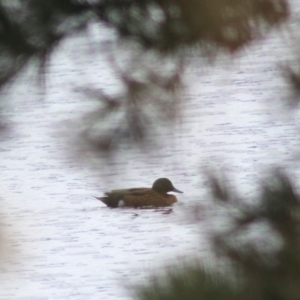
95, 178, 183, 208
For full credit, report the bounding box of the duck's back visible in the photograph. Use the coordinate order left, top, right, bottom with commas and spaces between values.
122, 190, 177, 207
108, 187, 150, 198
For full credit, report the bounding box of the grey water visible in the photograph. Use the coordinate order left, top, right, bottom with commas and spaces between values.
1, 17, 300, 300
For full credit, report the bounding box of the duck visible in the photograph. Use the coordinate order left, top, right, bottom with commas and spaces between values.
95, 178, 183, 208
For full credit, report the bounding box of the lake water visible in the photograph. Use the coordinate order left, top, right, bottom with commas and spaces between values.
1, 7, 300, 300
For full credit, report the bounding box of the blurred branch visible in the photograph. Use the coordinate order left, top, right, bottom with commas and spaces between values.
281, 63, 300, 107
73, 50, 183, 154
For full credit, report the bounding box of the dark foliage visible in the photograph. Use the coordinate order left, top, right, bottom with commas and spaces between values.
0, 0, 291, 152
134, 264, 240, 300
134, 170, 300, 300
97, 0, 289, 53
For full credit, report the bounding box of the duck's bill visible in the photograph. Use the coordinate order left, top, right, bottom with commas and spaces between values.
172, 187, 183, 193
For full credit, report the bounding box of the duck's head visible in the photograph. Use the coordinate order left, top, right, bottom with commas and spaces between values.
152, 178, 183, 194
